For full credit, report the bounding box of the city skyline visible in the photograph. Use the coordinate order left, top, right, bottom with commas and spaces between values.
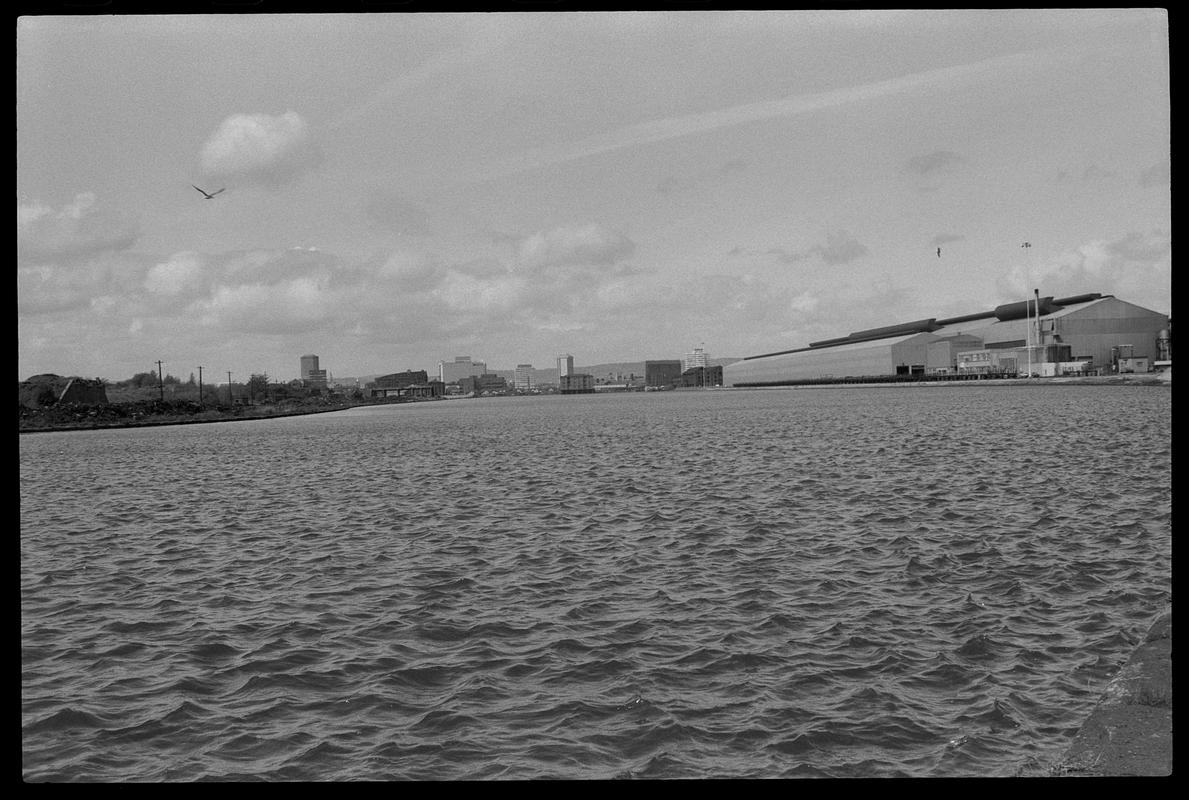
18, 11, 1170, 383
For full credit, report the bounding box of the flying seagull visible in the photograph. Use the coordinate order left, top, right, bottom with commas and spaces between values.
192, 185, 225, 200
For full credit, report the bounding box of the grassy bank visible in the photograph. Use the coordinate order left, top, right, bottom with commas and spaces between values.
18, 397, 375, 433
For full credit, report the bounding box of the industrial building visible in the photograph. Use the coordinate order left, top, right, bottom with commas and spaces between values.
644, 360, 683, 388
725, 293, 1170, 387
374, 370, 428, 389
678, 365, 723, 387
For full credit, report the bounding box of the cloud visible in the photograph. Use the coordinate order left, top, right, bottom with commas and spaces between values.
17, 193, 139, 261
515, 223, 636, 271
904, 150, 964, 176
470, 48, 1063, 183
377, 250, 448, 292
221, 246, 342, 286
18, 264, 99, 314
125, 223, 639, 348
1081, 164, 1114, 181
194, 276, 337, 335
144, 251, 207, 299
364, 194, 434, 237
656, 176, 681, 196
997, 230, 1170, 313
760, 230, 870, 267
1140, 160, 1170, 187
818, 230, 870, 265
657, 157, 750, 196
200, 111, 321, 187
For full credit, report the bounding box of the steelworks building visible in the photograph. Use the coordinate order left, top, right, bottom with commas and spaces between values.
724, 293, 1169, 387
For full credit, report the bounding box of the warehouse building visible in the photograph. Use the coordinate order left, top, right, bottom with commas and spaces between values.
644, 360, 683, 389
725, 293, 1169, 387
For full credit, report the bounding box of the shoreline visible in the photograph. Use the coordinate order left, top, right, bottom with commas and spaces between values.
1049, 609, 1172, 776
18, 401, 373, 435
18, 373, 1170, 434
728, 373, 1170, 390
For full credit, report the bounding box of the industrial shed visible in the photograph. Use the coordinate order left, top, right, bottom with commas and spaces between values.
725, 293, 1169, 386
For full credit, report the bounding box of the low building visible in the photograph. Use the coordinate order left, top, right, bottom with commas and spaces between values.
374, 370, 428, 389
559, 373, 595, 394
726, 293, 1168, 386
459, 374, 508, 394
370, 378, 445, 399
304, 369, 328, 389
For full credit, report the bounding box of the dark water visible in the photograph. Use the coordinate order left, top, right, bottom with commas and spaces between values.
21, 385, 1171, 780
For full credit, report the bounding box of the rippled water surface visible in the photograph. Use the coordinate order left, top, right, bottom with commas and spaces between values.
21, 385, 1171, 780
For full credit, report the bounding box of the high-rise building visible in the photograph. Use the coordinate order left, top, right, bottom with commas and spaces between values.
300, 354, 319, 378
683, 347, 708, 371
557, 354, 575, 377
300, 354, 328, 388
514, 364, 534, 391
438, 355, 487, 384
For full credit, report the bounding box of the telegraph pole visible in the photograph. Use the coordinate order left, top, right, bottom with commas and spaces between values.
156, 360, 165, 401
197, 366, 204, 407
227, 371, 233, 405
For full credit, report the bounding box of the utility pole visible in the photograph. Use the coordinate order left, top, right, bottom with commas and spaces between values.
156, 360, 165, 402
1035, 288, 1042, 370
227, 371, 233, 405
198, 366, 204, 407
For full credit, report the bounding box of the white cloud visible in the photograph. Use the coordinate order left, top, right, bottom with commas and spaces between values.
377, 250, 447, 292
471, 48, 1064, 183
144, 251, 206, 297
200, 111, 321, 187
998, 230, 1170, 312
17, 193, 139, 261
515, 223, 635, 271
195, 276, 336, 334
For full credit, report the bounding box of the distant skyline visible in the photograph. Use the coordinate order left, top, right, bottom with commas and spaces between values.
18, 10, 1170, 382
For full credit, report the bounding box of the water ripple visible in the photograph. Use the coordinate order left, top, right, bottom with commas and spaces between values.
21, 386, 1171, 779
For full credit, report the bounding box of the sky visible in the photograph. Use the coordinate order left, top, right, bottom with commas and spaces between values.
17, 10, 1170, 383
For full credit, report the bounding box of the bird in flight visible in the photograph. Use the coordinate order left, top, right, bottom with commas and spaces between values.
192, 185, 225, 200
937, 247, 941, 258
